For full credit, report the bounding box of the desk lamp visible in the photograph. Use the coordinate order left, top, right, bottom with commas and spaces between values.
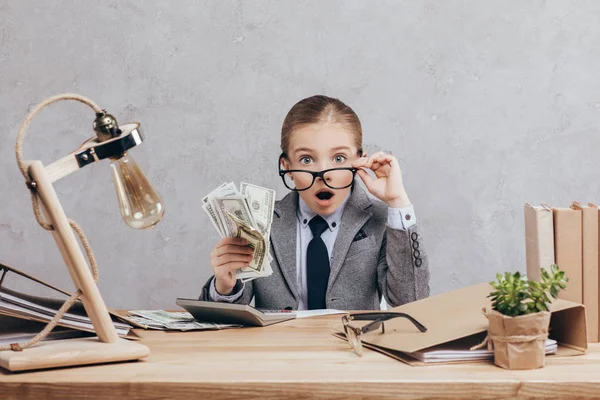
0, 93, 165, 371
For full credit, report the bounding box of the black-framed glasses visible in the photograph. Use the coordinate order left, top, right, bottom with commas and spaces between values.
342, 312, 427, 356
278, 154, 358, 191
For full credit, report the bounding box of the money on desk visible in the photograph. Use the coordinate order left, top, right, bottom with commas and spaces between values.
202, 182, 275, 282
128, 310, 240, 331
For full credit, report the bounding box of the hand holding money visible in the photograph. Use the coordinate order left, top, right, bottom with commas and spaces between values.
210, 237, 253, 294
202, 182, 275, 285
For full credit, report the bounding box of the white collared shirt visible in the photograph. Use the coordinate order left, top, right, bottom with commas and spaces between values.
209, 194, 417, 309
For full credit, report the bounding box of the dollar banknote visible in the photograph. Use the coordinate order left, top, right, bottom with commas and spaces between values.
202, 181, 239, 237
238, 182, 275, 282
128, 311, 240, 331
214, 196, 258, 238
130, 310, 195, 325
240, 182, 275, 239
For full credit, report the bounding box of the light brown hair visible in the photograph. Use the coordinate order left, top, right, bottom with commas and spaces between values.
280, 95, 363, 156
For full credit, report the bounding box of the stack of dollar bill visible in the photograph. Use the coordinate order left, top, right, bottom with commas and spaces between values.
127, 310, 240, 331
202, 182, 275, 282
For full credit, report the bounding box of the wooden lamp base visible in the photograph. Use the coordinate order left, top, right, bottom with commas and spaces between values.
0, 337, 150, 372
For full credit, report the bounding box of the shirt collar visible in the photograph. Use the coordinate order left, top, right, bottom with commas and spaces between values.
297, 192, 350, 232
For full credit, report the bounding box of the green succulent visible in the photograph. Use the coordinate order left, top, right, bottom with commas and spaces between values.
489, 264, 568, 317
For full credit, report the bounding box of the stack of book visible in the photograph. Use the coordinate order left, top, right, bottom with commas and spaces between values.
525, 202, 599, 343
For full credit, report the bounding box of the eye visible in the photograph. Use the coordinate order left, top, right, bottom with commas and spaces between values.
299, 156, 313, 165
333, 154, 347, 163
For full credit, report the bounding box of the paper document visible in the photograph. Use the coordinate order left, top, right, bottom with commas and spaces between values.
295, 309, 346, 319
0, 289, 131, 336
411, 338, 558, 363
0, 329, 88, 346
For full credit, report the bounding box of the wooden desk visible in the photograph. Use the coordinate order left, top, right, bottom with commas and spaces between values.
1, 315, 600, 399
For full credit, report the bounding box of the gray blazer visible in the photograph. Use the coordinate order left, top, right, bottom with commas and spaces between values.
200, 184, 430, 310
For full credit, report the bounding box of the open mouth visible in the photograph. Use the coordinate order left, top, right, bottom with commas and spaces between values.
316, 189, 334, 201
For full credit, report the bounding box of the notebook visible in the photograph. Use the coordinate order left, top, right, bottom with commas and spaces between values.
175, 298, 297, 327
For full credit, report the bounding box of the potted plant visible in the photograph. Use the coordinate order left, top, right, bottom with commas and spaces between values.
482, 264, 567, 370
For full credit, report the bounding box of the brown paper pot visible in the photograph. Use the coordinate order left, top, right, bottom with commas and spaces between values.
487, 309, 551, 370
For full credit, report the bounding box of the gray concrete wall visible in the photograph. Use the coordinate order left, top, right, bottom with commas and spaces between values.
1, 0, 599, 309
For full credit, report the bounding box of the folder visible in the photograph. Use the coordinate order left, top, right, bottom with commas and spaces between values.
553, 207, 583, 304
572, 202, 599, 343
524, 203, 555, 282
0, 262, 139, 340
332, 283, 587, 366
583, 203, 600, 342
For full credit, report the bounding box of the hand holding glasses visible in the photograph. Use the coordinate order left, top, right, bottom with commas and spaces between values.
342, 312, 427, 356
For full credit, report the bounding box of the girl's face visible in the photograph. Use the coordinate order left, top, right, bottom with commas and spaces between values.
282, 123, 361, 216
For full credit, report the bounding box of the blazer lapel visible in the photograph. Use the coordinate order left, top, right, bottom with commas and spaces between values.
328, 185, 372, 292
270, 191, 299, 301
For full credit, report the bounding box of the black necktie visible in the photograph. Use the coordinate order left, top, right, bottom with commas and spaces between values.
307, 216, 330, 310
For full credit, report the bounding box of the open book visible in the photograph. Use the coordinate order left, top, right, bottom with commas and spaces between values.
175, 298, 296, 327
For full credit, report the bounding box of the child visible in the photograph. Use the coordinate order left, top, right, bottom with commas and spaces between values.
200, 95, 430, 310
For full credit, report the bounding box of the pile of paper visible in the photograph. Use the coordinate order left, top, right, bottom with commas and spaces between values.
0, 289, 131, 336
202, 182, 275, 282
0, 327, 88, 346
127, 310, 240, 331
